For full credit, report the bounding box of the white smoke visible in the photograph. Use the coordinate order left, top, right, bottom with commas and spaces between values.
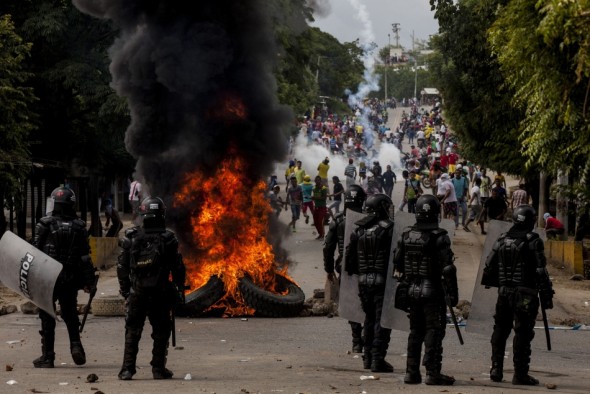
346, 0, 380, 150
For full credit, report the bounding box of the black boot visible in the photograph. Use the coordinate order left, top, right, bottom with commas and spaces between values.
350, 322, 364, 353
404, 370, 422, 384
33, 332, 55, 368
70, 341, 86, 366
153, 367, 174, 379
362, 347, 372, 369
118, 368, 135, 380
490, 361, 503, 382
425, 371, 455, 385
371, 358, 394, 373
370, 348, 393, 373
404, 361, 422, 384
33, 354, 55, 368
512, 373, 539, 385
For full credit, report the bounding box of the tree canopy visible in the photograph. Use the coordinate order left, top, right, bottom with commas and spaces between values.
0, 14, 36, 202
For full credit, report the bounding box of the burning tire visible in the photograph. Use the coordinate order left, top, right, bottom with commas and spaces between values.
239, 273, 305, 317
180, 275, 225, 316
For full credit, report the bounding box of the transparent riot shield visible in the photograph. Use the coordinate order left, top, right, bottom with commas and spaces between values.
338, 210, 366, 323
465, 220, 511, 336
0, 231, 62, 318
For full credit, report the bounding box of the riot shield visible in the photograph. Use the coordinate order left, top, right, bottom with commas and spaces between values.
465, 220, 511, 336
381, 216, 456, 330
381, 211, 415, 330
338, 210, 366, 323
0, 231, 62, 318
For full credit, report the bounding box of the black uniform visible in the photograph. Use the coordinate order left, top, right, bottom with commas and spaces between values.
117, 226, 186, 380
482, 225, 553, 385
323, 212, 363, 352
345, 214, 394, 372
32, 212, 96, 368
393, 225, 457, 385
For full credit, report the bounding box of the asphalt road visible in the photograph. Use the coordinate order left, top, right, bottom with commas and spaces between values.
1, 107, 589, 393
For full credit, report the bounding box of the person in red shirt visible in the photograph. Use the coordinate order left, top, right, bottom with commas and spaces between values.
448, 150, 459, 173
543, 213, 565, 239
440, 150, 449, 170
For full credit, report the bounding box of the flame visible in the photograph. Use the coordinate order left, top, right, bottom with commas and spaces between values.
174, 153, 291, 316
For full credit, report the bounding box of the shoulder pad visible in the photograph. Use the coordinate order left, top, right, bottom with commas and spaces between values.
355, 215, 379, 228
161, 230, 178, 245
378, 219, 394, 229
72, 218, 87, 229
124, 226, 140, 238
39, 216, 56, 226
526, 232, 539, 242
119, 237, 132, 249
432, 228, 448, 237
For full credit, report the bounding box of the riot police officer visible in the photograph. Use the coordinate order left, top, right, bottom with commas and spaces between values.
393, 194, 457, 385
482, 205, 554, 385
323, 185, 367, 353
117, 197, 186, 380
345, 194, 395, 372
32, 187, 96, 368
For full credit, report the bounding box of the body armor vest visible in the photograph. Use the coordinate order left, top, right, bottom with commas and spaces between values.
357, 219, 393, 275
497, 234, 536, 288
402, 229, 441, 280
43, 217, 86, 267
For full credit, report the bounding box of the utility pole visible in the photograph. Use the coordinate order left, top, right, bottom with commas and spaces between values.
391, 23, 400, 47
315, 55, 321, 83
412, 30, 417, 100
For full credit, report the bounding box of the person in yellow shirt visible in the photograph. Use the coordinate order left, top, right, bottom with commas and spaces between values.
317, 157, 330, 191
284, 159, 296, 190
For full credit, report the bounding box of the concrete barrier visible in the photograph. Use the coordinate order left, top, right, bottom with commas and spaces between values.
89, 236, 120, 269
545, 239, 583, 274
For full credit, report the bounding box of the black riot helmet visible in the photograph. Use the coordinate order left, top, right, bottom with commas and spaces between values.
512, 204, 536, 231
365, 194, 392, 219
415, 194, 440, 230
139, 196, 166, 232
50, 187, 76, 217
344, 185, 367, 213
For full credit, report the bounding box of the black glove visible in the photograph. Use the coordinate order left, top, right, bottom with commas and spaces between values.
540, 289, 554, 310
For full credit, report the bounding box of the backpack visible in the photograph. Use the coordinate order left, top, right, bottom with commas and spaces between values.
130, 233, 167, 289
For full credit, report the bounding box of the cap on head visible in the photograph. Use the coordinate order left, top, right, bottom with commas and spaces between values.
543, 212, 551, 221
440, 173, 450, 180
303, 175, 311, 182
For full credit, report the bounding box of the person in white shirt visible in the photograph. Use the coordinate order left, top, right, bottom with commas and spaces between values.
437, 173, 458, 226
464, 178, 485, 234
128, 178, 143, 223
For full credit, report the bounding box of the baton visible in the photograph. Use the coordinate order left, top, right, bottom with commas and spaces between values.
540, 299, 552, 351
79, 273, 99, 333
442, 283, 464, 345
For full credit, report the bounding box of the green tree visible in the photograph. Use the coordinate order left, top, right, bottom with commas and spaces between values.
489, 0, 590, 174
428, 0, 531, 177
1, 0, 133, 177
0, 14, 36, 233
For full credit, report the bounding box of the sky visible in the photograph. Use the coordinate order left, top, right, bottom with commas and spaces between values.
310, 0, 439, 50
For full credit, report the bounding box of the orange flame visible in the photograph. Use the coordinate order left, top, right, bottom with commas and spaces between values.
174, 153, 291, 316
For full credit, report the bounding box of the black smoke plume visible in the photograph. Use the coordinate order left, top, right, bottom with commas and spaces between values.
73, 1, 293, 239
306, 0, 332, 18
